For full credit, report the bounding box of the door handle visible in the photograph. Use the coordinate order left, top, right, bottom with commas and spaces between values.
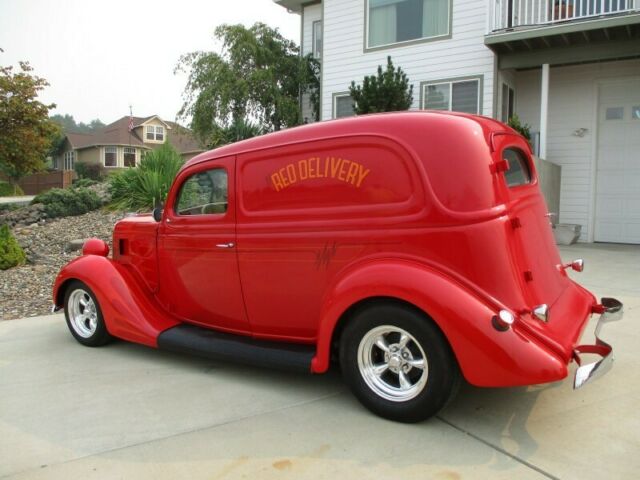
216, 242, 235, 249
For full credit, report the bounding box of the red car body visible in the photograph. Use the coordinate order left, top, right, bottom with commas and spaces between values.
53, 112, 621, 392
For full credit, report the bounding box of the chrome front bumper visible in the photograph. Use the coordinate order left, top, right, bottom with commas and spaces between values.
573, 297, 623, 389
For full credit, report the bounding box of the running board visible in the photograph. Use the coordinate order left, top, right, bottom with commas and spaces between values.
157, 324, 315, 373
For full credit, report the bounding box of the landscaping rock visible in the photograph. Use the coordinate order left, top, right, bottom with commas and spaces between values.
65, 239, 86, 252
0, 210, 126, 320
0, 204, 47, 229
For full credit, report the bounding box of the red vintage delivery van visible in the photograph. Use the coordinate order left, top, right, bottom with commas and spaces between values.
53, 111, 622, 423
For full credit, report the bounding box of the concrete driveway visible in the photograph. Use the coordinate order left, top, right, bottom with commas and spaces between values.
1, 244, 638, 479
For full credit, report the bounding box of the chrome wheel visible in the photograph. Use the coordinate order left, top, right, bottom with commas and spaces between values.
357, 325, 429, 402
68, 289, 98, 338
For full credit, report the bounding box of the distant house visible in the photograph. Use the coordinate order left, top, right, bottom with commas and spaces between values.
53, 115, 204, 171
275, 0, 640, 244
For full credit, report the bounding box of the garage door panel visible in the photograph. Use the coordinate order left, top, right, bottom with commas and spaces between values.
595, 81, 640, 244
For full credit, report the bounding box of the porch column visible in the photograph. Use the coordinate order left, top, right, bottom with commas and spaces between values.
539, 63, 550, 159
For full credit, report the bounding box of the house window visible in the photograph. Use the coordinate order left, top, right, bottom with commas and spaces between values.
124, 147, 136, 167
333, 93, 356, 118
312, 21, 322, 58
422, 77, 481, 114
501, 83, 515, 122
146, 125, 164, 141
176, 168, 228, 216
63, 151, 75, 170
104, 146, 118, 167
367, 0, 450, 49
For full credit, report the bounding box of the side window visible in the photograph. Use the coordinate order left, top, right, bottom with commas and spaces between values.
175, 168, 228, 216
503, 148, 531, 187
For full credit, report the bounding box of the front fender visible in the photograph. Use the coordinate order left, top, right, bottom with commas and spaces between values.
312, 259, 567, 387
53, 255, 179, 347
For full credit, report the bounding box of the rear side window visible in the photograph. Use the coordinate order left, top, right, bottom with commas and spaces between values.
503, 148, 531, 187
176, 168, 228, 215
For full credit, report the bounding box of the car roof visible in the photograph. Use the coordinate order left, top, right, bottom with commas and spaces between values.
182, 111, 515, 171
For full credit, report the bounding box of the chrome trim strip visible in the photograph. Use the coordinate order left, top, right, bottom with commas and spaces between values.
573, 297, 623, 389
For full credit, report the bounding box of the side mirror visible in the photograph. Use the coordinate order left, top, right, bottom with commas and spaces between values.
152, 207, 163, 222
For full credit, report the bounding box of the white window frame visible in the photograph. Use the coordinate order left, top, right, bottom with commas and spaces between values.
104, 146, 118, 168
365, 0, 451, 51
123, 146, 136, 167
333, 93, 356, 119
501, 83, 515, 122
145, 125, 165, 142
421, 77, 482, 115
312, 20, 322, 59
63, 151, 75, 170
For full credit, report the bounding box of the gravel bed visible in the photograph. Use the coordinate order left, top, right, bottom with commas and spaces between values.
0, 210, 126, 321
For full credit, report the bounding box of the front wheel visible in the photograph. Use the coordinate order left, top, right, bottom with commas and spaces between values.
64, 280, 112, 347
340, 303, 459, 423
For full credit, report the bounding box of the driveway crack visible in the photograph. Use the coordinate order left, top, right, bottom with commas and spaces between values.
436, 415, 561, 480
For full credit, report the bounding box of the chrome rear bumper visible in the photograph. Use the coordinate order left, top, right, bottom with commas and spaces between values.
573, 297, 623, 389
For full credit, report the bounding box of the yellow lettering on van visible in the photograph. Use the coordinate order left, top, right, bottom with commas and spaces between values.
298, 159, 308, 180
356, 164, 370, 187
271, 172, 284, 192
286, 164, 297, 185
268, 156, 371, 191
308, 157, 317, 178
330, 157, 342, 178
345, 161, 359, 185
338, 159, 350, 182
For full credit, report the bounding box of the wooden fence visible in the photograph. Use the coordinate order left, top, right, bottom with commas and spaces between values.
1, 170, 75, 195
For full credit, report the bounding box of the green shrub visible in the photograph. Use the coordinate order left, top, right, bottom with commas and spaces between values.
0, 224, 26, 270
75, 162, 106, 181
0, 181, 24, 197
31, 187, 102, 218
73, 178, 97, 188
507, 115, 532, 142
349, 56, 413, 114
109, 143, 183, 211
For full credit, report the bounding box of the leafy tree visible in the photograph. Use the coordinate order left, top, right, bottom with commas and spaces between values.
209, 118, 262, 148
50, 114, 105, 133
349, 56, 413, 114
301, 53, 321, 123
0, 60, 60, 191
176, 23, 318, 141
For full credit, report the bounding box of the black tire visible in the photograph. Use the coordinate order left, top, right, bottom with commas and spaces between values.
340, 303, 459, 423
63, 280, 112, 347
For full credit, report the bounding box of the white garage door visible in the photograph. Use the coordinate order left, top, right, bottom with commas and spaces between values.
594, 80, 640, 244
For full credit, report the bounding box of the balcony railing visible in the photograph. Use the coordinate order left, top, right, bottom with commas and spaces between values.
490, 0, 638, 32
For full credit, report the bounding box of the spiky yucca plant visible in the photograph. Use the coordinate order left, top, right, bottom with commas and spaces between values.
108, 143, 184, 211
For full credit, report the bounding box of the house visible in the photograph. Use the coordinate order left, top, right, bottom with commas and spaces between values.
54, 115, 204, 171
275, 0, 640, 244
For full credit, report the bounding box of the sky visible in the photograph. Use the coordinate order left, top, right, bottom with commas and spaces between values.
0, 0, 300, 125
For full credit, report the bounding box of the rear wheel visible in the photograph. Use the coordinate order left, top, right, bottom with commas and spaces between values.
64, 280, 112, 347
340, 303, 459, 423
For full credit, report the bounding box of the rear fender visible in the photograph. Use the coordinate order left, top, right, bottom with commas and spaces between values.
53, 255, 179, 347
313, 259, 567, 387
